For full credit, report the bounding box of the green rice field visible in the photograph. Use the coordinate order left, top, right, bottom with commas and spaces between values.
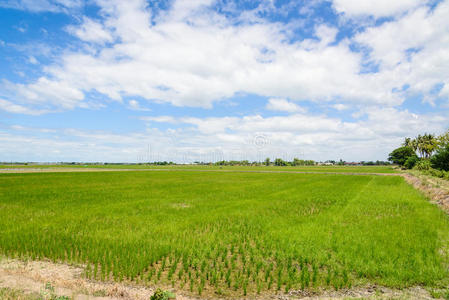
0, 170, 448, 297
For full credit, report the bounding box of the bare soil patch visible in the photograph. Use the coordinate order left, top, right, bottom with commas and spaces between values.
0, 258, 442, 299
0, 259, 187, 300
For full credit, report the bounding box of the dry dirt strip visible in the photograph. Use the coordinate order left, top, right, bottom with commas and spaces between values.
0, 259, 438, 300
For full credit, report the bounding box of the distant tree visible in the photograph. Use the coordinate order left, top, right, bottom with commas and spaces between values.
388, 146, 415, 166
264, 158, 270, 166
274, 158, 287, 166
292, 158, 302, 166
305, 160, 315, 165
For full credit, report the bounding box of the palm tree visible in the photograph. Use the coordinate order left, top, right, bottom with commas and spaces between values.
438, 130, 449, 147
416, 133, 437, 159
402, 137, 411, 147
403, 137, 418, 153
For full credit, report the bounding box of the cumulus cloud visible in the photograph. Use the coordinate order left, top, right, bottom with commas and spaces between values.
15, 77, 85, 109
332, 103, 349, 111
266, 98, 306, 113
2, 0, 449, 162
2, 107, 446, 162
128, 99, 151, 111
355, 1, 449, 101
4, 0, 433, 112
66, 17, 114, 44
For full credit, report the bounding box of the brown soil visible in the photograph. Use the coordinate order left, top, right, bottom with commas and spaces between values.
0, 259, 196, 300
0, 258, 443, 299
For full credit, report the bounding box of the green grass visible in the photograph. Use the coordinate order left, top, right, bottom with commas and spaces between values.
0, 164, 396, 173
0, 171, 447, 297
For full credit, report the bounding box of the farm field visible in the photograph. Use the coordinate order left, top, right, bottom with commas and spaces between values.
0, 164, 397, 174
0, 171, 448, 298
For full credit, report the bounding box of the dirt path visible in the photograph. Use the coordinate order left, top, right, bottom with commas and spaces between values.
0, 259, 194, 300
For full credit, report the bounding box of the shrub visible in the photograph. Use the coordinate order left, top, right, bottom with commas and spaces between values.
431, 145, 449, 171
150, 289, 176, 300
404, 155, 419, 169
414, 159, 431, 171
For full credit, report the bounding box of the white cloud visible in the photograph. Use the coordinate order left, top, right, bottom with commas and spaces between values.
354, 1, 449, 102
1, 0, 448, 159
266, 98, 306, 113
0, 99, 48, 115
315, 24, 338, 46
332, 103, 349, 111
4, 0, 420, 112
28, 56, 38, 64
332, 0, 425, 18
142, 116, 178, 123
0, 0, 83, 13
3, 107, 446, 162
66, 17, 114, 44
15, 77, 84, 109
128, 99, 151, 111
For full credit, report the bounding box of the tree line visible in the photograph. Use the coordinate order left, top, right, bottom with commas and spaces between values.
388, 130, 449, 177
212, 158, 316, 166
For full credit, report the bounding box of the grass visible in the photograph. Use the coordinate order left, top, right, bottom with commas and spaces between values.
0, 288, 39, 300
0, 171, 447, 297
0, 285, 71, 300
0, 163, 396, 173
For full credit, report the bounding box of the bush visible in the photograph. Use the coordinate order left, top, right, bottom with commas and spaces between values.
150, 289, 175, 300
431, 145, 449, 171
414, 159, 431, 171
404, 155, 419, 169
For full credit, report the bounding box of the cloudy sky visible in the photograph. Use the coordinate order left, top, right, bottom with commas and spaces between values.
0, 0, 448, 162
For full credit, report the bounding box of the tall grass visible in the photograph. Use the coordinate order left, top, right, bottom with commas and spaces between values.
0, 171, 447, 296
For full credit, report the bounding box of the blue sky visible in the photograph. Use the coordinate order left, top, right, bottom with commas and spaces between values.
0, 0, 448, 162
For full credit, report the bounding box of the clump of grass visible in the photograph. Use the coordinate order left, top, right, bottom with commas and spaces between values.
150, 289, 175, 300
